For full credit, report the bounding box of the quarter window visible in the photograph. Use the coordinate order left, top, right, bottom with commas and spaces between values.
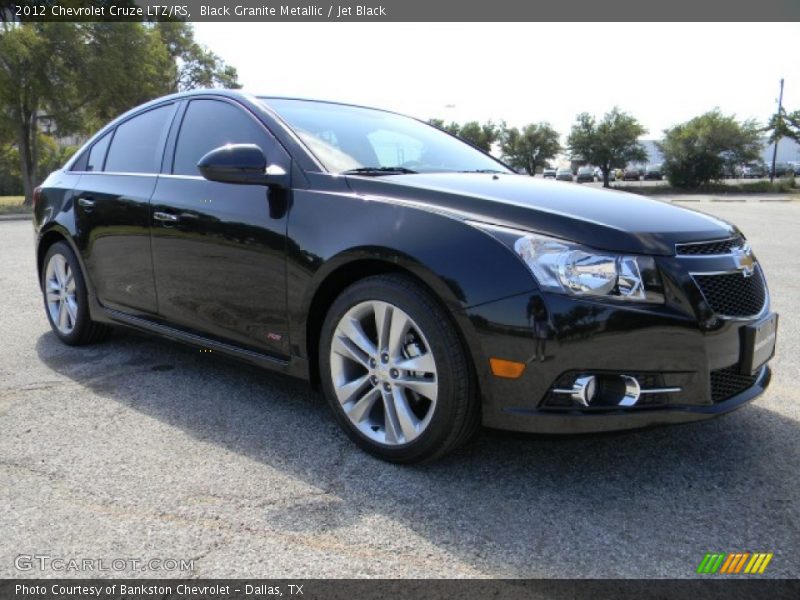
104, 104, 173, 174
172, 100, 273, 176
86, 131, 112, 172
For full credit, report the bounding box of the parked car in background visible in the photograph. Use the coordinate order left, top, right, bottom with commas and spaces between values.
556, 168, 574, 182
32, 89, 778, 463
787, 161, 800, 175
739, 163, 766, 179
623, 167, 641, 181
543, 168, 557, 179
576, 166, 595, 183
643, 164, 663, 180
770, 162, 792, 177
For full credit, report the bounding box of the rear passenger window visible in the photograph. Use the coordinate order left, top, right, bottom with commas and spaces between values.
104, 104, 173, 174
172, 100, 273, 176
86, 131, 112, 172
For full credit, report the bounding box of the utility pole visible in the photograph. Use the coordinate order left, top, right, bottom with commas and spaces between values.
770, 78, 784, 183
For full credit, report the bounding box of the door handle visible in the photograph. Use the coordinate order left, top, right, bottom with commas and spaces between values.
78, 197, 95, 209
153, 211, 179, 223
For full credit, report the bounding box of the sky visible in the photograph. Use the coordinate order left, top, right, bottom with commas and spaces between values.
193, 22, 800, 141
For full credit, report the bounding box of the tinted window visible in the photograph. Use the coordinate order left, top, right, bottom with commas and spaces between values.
173, 100, 273, 176
104, 104, 173, 174
86, 131, 112, 172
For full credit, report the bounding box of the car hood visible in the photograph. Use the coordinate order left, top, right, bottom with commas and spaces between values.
345, 173, 737, 256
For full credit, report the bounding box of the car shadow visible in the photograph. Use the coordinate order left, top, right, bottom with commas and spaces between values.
35, 329, 799, 578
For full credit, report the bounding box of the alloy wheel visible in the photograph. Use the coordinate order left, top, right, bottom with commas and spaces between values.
45, 253, 78, 335
329, 300, 439, 446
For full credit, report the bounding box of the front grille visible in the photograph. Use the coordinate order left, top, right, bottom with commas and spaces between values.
710, 366, 759, 403
693, 268, 766, 317
676, 236, 745, 255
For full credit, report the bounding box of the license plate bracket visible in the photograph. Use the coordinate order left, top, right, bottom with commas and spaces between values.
740, 313, 778, 375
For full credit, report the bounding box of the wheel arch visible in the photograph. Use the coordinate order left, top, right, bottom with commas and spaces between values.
36, 225, 98, 308
37, 227, 73, 288
303, 256, 487, 399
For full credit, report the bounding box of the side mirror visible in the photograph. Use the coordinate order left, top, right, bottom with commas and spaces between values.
197, 144, 288, 188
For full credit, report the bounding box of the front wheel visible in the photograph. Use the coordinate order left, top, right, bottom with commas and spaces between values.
319, 274, 479, 463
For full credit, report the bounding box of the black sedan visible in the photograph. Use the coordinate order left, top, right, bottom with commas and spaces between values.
33, 90, 777, 462
643, 164, 663, 180
575, 166, 595, 183
555, 168, 574, 181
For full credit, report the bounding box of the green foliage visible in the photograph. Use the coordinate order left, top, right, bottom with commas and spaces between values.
763, 107, 800, 145
0, 134, 76, 195
567, 107, 647, 187
427, 119, 498, 152
499, 123, 561, 175
0, 21, 240, 203
658, 109, 762, 188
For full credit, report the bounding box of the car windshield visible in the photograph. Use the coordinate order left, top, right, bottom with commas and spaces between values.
578, 167, 592, 173
262, 98, 511, 175
557, 168, 570, 173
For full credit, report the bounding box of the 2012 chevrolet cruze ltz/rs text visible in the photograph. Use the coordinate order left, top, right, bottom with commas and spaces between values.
33, 90, 778, 462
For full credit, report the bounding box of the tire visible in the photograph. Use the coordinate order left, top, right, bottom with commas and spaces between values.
41, 241, 111, 346
319, 274, 479, 463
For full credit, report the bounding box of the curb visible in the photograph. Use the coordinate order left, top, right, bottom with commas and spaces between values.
664, 195, 796, 203
0, 213, 32, 222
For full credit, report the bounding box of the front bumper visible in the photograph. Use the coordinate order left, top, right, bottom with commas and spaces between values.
460, 257, 774, 434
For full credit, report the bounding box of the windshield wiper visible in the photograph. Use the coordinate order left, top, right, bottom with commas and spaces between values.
340, 166, 418, 176
459, 169, 507, 174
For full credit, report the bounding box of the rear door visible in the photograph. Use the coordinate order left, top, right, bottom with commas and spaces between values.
71, 103, 177, 315
149, 98, 291, 358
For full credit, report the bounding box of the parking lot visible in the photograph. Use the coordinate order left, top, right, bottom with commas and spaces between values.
1, 200, 798, 578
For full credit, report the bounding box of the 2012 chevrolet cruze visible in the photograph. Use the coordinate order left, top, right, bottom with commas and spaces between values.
33, 90, 778, 462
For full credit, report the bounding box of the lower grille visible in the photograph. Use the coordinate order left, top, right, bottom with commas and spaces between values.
710, 366, 758, 403
693, 267, 766, 317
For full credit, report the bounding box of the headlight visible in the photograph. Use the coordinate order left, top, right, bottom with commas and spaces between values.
472, 223, 664, 303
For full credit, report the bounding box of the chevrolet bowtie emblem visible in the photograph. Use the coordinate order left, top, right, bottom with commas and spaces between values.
732, 245, 755, 277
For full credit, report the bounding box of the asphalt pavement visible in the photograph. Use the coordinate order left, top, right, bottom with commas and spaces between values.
0, 201, 798, 578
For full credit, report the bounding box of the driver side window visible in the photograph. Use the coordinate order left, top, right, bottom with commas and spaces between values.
172, 99, 274, 176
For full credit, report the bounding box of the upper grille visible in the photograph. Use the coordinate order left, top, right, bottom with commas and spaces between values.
710, 366, 759, 403
693, 267, 766, 317
676, 236, 745, 256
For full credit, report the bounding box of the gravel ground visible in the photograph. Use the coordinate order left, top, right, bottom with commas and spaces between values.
0, 201, 798, 579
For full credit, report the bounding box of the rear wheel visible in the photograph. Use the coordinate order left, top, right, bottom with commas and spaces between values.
319, 274, 479, 463
42, 242, 111, 346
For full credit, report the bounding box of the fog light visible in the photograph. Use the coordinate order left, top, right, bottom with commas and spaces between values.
619, 375, 641, 406
553, 375, 597, 407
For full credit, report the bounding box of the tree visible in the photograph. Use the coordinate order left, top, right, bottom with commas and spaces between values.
499, 123, 561, 175
0, 21, 240, 204
428, 119, 461, 136
567, 107, 647, 187
427, 119, 498, 152
455, 121, 500, 153
658, 110, 762, 188
764, 107, 800, 145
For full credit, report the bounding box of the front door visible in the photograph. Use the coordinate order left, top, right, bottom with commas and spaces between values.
149, 98, 291, 359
